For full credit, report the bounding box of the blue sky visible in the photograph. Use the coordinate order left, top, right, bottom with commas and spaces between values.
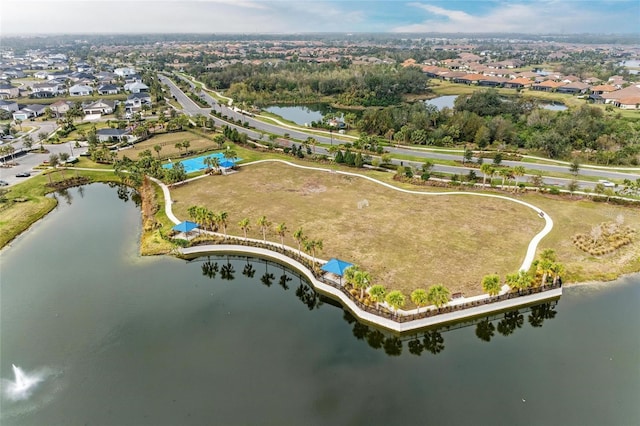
2, 1, 639, 34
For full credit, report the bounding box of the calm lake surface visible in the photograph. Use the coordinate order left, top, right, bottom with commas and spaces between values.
264, 105, 325, 125
426, 95, 568, 111
1, 185, 639, 425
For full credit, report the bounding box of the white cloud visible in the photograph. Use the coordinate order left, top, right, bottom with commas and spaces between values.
394, 2, 619, 33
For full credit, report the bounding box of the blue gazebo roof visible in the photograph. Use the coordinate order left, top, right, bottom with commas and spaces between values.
219, 160, 236, 168
172, 221, 199, 233
321, 258, 354, 277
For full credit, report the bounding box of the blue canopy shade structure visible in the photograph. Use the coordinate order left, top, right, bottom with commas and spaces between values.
219, 160, 236, 169
172, 221, 199, 233
321, 258, 354, 277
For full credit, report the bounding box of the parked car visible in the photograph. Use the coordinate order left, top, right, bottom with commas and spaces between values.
15, 171, 31, 177
0, 180, 8, 186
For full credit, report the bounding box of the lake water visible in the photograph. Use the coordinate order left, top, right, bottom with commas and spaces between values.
264, 105, 325, 126
426, 95, 568, 111
425, 95, 458, 110
1, 184, 639, 425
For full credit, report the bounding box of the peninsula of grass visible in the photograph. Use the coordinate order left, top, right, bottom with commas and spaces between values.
116, 131, 219, 160
169, 161, 544, 298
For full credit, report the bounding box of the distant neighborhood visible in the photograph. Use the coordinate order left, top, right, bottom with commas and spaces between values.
0, 53, 153, 124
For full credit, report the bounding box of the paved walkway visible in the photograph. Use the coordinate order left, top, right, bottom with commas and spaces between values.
150, 159, 558, 330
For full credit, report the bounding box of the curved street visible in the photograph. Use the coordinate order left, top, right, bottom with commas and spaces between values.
159, 73, 640, 189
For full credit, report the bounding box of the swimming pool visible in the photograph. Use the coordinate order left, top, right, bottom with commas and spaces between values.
163, 152, 242, 173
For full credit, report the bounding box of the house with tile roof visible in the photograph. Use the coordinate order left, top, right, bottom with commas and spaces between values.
531, 80, 566, 92
601, 85, 640, 109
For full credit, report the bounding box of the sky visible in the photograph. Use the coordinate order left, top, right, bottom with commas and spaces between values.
1, 0, 639, 35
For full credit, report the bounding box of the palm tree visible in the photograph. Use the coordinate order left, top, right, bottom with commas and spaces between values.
512, 165, 526, 191
368, 285, 386, 309
303, 239, 323, 264
153, 144, 162, 158
218, 211, 228, 236
410, 289, 428, 314
427, 284, 450, 308
385, 290, 406, 313
223, 146, 237, 163
550, 262, 565, 286
293, 227, 305, 255
480, 163, 494, 188
214, 134, 226, 149
238, 217, 250, 239
482, 274, 502, 296
275, 222, 287, 247
353, 269, 371, 299
499, 168, 512, 189
257, 215, 270, 241
507, 270, 533, 292
203, 156, 220, 174
182, 140, 191, 154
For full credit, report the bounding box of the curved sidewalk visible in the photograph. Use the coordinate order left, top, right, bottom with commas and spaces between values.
153, 160, 558, 332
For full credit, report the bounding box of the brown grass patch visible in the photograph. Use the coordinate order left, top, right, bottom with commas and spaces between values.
170, 162, 544, 298
116, 131, 219, 160
520, 194, 640, 283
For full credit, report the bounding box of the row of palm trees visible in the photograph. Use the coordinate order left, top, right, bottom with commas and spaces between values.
479, 163, 527, 190
481, 249, 564, 296
342, 264, 452, 313
186, 207, 325, 263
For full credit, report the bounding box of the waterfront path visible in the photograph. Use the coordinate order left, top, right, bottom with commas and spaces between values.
151, 159, 558, 331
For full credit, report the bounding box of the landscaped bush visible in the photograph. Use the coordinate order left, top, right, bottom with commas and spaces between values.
572, 219, 636, 256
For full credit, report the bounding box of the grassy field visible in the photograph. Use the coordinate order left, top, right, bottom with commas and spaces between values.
520, 193, 640, 283
0, 169, 119, 248
116, 131, 219, 160
169, 161, 544, 299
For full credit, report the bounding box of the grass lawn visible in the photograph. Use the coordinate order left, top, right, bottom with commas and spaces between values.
169, 161, 544, 300
0, 169, 119, 248
116, 131, 219, 160
520, 193, 640, 283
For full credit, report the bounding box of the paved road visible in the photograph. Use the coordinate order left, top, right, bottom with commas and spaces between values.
0, 142, 87, 186
160, 73, 638, 190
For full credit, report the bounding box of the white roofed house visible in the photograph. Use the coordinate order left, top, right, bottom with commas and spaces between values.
124, 81, 149, 93
34, 70, 49, 79
31, 81, 63, 98
69, 84, 94, 97
114, 67, 136, 77
82, 99, 115, 116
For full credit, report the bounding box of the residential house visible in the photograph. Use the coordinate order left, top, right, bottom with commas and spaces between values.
96, 71, 117, 84
69, 84, 94, 96
124, 81, 149, 93
556, 81, 590, 94
590, 84, 617, 95
0, 99, 19, 112
82, 99, 115, 115
125, 92, 151, 113
503, 77, 533, 89
47, 70, 71, 81
31, 81, 63, 98
97, 84, 119, 95
97, 128, 130, 143
452, 73, 484, 85
0, 83, 20, 99
34, 70, 49, 79
49, 100, 72, 117
601, 85, 640, 109
531, 80, 566, 92
70, 72, 96, 82
477, 75, 508, 87
12, 104, 47, 120
114, 67, 136, 77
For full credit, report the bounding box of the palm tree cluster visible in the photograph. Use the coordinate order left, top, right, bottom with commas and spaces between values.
482, 249, 564, 295
187, 205, 228, 235
479, 163, 526, 190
